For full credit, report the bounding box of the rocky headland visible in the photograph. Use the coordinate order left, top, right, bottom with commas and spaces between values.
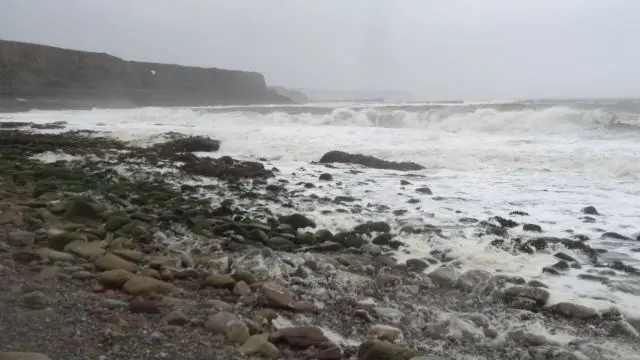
0, 40, 293, 112
1, 124, 640, 360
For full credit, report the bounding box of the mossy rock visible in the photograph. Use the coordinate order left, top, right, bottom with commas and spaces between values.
63, 198, 102, 224
314, 229, 333, 242
117, 220, 152, 244
49, 232, 87, 251
105, 215, 131, 232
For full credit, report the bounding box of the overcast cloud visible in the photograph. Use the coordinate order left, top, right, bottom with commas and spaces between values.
1, 0, 638, 100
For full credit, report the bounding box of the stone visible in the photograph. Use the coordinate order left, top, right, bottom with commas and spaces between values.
99, 269, 136, 288
204, 311, 236, 334
319, 150, 424, 171
93, 252, 137, 272
258, 282, 295, 307
0, 353, 52, 360
226, 321, 250, 343
523, 224, 542, 232
456, 269, 492, 292
289, 300, 316, 312
507, 297, 539, 311
610, 320, 640, 338
17, 291, 51, 309
233, 281, 252, 296
356, 340, 416, 360
238, 334, 281, 359
165, 310, 190, 326
581, 206, 599, 215
232, 270, 258, 285
405, 259, 429, 272
504, 286, 550, 306
204, 273, 236, 288
112, 249, 145, 263
129, 298, 162, 314
38, 248, 74, 262
319, 173, 333, 181
551, 302, 598, 319
12, 250, 43, 262
317, 346, 344, 360
279, 213, 316, 230
122, 276, 176, 295
104, 215, 131, 232
428, 267, 460, 288
270, 326, 331, 349
205, 299, 234, 312
369, 324, 403, 342
7, 231, 35, 247
48, 232, 86, 251
64, 240, 105, 258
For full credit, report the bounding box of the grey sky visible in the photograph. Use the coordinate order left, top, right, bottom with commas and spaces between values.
1, 0, 638, 100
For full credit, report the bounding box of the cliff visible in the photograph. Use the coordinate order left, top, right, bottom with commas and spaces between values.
269, 86, 309, 104
0, 39, 293, 110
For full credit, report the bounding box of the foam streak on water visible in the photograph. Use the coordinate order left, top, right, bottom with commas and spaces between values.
4, 100, 640, 317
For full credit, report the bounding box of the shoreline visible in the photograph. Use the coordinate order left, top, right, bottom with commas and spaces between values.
1, 128, 639, 359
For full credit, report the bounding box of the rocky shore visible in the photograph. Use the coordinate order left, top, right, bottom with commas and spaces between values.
1, 126, 639, 360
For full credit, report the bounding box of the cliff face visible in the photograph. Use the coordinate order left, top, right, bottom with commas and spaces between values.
0, 39, 293, 110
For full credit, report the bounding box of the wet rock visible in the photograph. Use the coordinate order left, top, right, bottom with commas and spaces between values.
369, 324, 403, 342
415, 187, 432, 195
319, 150, 425, 171
353, 221, 391, 234
506, 329, 547, 346
64, 240, 105, 259
257, 282, 295, 308
122, 275, 176, 295
17, 291, 51, 309
111, 249, 145, 263
317, 346, 344, 360
372, 233, 394, 246
601, 232, 632, 241
405, 258, 429, 272
608, 260, 639, 274
527, 280, 548, 288
227, 321, 251, 343
99, 269, 136, 288
0, 353, 53, 360
279, 213, 316, 230
238, 334, 280, 359
270, 326, 331, 349
504, 286, 550, 306
509, 210, 529, 216
181, 156, 274, 179
319, 173, 333, 181
204, 273, 236, 288
554, 252, 577, 262
456, 269, 492, 293
204, 311, 248, 343
523, 224, 542, 233
165, 310, 190, 326
581, 206, 599, 215
7, 230, 35, 247
356, 340, 416, 360
428, 267, 460, 288
610, 320, 640, 338
508, 297, 539, 311
550, 302, 598, 319
104, 215, 131, 232
93, 252, 138, 272
233, 281, 252, 296
154, 135, 220, 154
491, 216, 519, 228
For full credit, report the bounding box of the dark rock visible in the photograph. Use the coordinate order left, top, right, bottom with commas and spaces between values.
554, 252, 577, 262
279, 213, 316, 230
415, 187, 432, 195
333, 232, 366, 248
602, 232, 632, 241
509, 210, 529, 216
405, 258, 429, 272
128, 298, 162, 314
491, 216, 518, 228
583, 216, 596, 223
400, 180, 411, 185
181, 156, 274, 179
356, 340, 416, 360
353, 221, 391, 234
372, 233, 394, 246
319, 150, 424, 171
269, 326, 332, 349
608, 260, 639, 274
522, 224, 542, 232
319, 173, 333, 181
581, 206, 600, 215
153, 135, 220, 154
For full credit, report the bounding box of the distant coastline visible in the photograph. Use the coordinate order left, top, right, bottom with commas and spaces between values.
0, 39, 295, 111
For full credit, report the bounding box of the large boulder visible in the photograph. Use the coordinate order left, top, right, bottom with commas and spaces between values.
181, 156, 274, 179
319, 151, 424, 171
153, 135, 220, 154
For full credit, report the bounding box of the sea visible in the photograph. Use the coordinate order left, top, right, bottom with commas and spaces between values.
3, 98, 640, 320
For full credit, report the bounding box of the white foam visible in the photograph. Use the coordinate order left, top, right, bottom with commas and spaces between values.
7, 103, 640, 319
